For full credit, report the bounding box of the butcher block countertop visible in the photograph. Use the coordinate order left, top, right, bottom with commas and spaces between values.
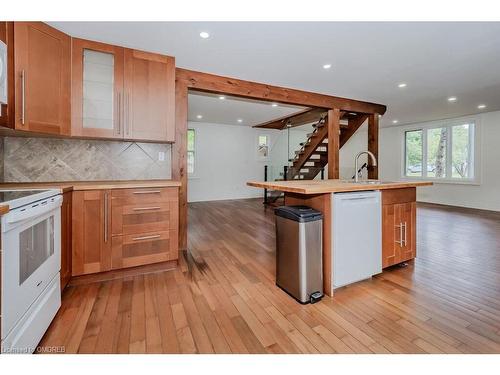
247, 179, 433, 195
0, 205, 9, 215
0, 180, 181, 193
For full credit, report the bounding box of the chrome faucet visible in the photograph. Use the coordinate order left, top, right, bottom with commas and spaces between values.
354, 151, 378, 182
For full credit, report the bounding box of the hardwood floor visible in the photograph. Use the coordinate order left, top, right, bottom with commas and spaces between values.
38, 199, 500, 353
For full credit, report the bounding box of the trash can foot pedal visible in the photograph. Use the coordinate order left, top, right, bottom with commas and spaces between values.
310, 291, 323, 304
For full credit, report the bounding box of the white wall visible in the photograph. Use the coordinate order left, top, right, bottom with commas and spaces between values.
378, 110, 500, 211
187, 121, 309, 202
339, 125, 369, 179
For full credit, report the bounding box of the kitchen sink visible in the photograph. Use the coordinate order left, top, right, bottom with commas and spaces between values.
340, 180, 393, 185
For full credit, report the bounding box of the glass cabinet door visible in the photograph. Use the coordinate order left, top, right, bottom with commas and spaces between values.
82, 49, 115, 131
72, 38, 124, 138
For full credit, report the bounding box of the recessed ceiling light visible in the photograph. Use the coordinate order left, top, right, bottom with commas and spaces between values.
196, 115, 203, 119
448, 96, 457, 102
392, 120, 399, 124
271, 103, 278, 107
398, 83, 407, 88
323, 64, 332, 69
237, 119, 243, 123
199, 31, 210, 39
477, 104, 486, 109
218, 96, 225, 100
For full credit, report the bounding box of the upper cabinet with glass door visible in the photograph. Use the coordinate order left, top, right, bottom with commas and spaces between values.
72, 38, 124, 138
72, 37, 175, 142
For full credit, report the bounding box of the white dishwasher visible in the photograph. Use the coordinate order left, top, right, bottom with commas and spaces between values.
332, 190, 382, 289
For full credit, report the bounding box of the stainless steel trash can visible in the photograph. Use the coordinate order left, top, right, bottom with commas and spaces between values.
275, 205, 323, 304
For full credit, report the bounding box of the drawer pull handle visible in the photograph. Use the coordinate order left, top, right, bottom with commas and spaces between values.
132, 234, 161, 241
133, 207, 161, 211
133, 190, 161, 194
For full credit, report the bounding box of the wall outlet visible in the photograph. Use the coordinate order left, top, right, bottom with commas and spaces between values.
158, 151, 165, 161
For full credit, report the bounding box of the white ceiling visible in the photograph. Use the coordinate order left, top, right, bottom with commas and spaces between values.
187, 92, 306, 126
48, 22, 500, 127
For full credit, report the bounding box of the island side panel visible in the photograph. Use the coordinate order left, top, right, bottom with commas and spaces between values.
284, 192, 333, 296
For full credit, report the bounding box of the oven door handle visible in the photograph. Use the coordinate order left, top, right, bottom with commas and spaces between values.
5, 196, 63, 225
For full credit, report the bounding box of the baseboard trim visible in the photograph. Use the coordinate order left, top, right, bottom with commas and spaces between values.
68, 260, 178, 287
417, 201, 500, 216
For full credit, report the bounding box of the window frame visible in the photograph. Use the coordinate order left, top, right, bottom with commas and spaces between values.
256, 134, 271, 161
187, 128, 198, 179
401, 116, 481, 185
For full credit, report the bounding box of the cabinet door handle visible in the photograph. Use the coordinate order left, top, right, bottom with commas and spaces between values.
117, 92, 121, 135
132, 234, 161, 241
132, 190, 161, 195
21, 70, 26, 125
395, 223, 403, 247
133, 206, 161, 211
125, 92, 130, 136
104, 192, 109, 243
403, 221, 407, 247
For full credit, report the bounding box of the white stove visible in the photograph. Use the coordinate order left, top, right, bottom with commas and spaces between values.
1, 189, 62, 354
0, 189, 61, 209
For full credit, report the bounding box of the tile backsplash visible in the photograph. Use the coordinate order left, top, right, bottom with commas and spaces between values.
1, 136, 172, 182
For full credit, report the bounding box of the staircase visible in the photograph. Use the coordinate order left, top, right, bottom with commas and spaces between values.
264, 111, 369, 205
287, 116, 329, 180
288, 112, 369, 181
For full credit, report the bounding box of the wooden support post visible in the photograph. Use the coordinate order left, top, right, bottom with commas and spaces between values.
172, 80, 188, 251
368, 113, 379, 179
327, 108, 341, 179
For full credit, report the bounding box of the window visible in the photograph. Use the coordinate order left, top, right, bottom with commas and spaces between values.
187, 129, 195, 175
405, 130, 423, 177
257, 135, 269, 159
404, 121, 476, 181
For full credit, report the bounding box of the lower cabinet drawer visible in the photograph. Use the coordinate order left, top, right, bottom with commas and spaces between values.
111, 202, 174, 235
111, 230, 178, 269
111, 187, 177, 205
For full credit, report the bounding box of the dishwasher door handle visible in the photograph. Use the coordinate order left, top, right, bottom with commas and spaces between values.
340, 196, 376, 201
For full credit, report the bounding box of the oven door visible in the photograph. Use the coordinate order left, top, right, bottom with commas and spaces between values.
1, 196, 62, 340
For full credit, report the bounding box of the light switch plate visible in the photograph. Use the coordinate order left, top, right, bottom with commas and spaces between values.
158, 151, 165, 161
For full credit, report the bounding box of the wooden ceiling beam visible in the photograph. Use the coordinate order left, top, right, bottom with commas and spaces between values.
176, 68, 387, 115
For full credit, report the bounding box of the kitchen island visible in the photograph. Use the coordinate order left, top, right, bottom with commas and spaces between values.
247, 179, 432, 296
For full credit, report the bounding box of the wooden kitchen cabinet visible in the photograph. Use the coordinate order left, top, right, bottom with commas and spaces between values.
71, 38, 125, 139
13, 22, 71, 135
72, 38, 175, 142
72, 187, 179, 276
110, 187, 179, 269
0, 22, 14, 128
124, 49, 175, 142
3, 24, 175, 142
111, 230, 176, 269
72, 190, 112, 276
382, 188, 417, 268
60, 191, 73, 290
